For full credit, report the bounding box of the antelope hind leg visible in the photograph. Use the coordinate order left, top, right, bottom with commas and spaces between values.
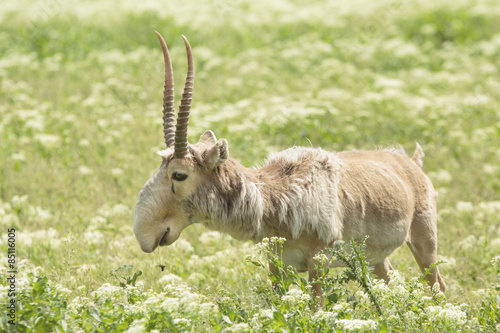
373, 257, 394, 283
406, 215, 446, 293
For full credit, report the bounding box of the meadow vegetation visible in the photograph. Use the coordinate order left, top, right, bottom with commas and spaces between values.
0, 0, 499, 331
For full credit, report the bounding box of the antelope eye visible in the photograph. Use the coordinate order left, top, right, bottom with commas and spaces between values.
171, 172, 188, 182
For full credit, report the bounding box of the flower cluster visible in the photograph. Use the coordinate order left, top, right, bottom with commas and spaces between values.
425, 304, 467, 327
281, 288, 311, 305
337, 319, 378, 331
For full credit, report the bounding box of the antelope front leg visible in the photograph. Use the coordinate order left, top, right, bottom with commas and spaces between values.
269, 262, 282, 292
308, 260, 325, 307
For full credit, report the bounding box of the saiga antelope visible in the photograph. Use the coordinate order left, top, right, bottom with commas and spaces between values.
133, 32, 446, 300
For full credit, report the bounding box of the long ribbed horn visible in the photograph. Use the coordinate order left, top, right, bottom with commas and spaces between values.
174, 35, 194, 159
154, 31, 176, 148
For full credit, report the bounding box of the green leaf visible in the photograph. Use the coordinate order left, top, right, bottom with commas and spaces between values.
327, 293, 339, 305
269, 274, 280, 283
222, 315, 233, 325
378, 321, 388, 333
89, 305, 102, 322
60, 320, 68, 333
273, 311, 287, 327
249, 260, 264, 267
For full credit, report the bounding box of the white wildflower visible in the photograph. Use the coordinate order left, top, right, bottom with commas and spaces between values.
373, 278, 389, 293
25, 117, 45, 131
429, 169, 452, 185
128, 301, 149, 317
121, 113, 133, 122
387, 315, 399, 324
404, 311, 418, 322
263, 237, 286, 246
34, 133, 60, 148
173, 318, 190, 327
198, 302, 217, 317
0, 200, 11, 213
63, 114, 76, 123
19, 228, 60, 247
79, 165, 93, 175
425, 304, 466, 326
337, 319, 377, 331
374, 76, 405, 89
313, 253, 330, 267
281, 288, 311, 304
125, 318, 147, 333
490, 238, 500, 251
456, 201, 474, 213
79, 139, 90, 147
158, 274, 182, 287
92, 283, 124, 301
438, 256, 456, 267
173, 238, 194, 253
84, 230, 104, 244
69, 296, 91, 312
479, 201, 500, 215
458, 235, 476, 250
28, 206, 52, 221
158, 297, 180, 311
474, 289, 488, 298
11, 152, 26, 161
53, 284, 72, 297
97, 203, 129, 217
387, 270, 405, 286
227, 323, 250, 332
97, 119, 108, 128
125, 284, 143, 299
178, 289, 207, 312
18, 259, 30, 270
260, 309, 273, 319
491, 256, 500, 270
199, 231, 223, 244
313, 310, 337, 322
393, 285, 409, 298
420, 23, 436, 35
355, 290, 370, 304
483, 164, 496, 174
331, 303, 350, 312
187, 272, 206, 284
112, 204, 129, 216
250, 313, 262, 330
256, 237, 286, 255
1, 213, 20, 227
111, 168, 124, 177
16, 277, 31, 289
77, 264, 96, 274
90, 216, 107, 227
11, 195, 28, 209
432, 282, 441, 294
0, 284, 10, 296
135, 281, 145, 291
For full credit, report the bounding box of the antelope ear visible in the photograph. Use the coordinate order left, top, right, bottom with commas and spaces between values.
199, 130, 217, 145
204, 139, 228, 169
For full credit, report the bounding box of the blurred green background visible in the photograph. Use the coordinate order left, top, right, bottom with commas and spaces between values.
0, 0, 499, 331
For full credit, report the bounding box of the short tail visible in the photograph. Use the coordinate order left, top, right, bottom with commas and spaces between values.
412, 143, 424, 168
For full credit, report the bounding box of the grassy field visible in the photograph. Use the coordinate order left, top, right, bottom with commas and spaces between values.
1, 0, 499, 331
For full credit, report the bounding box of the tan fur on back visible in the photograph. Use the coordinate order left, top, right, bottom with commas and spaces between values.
182, 146, 432, 266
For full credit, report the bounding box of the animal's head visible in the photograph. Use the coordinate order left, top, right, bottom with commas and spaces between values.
133, 32, 229, 253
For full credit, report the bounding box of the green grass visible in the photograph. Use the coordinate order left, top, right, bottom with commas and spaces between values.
1, 0, 499, 331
